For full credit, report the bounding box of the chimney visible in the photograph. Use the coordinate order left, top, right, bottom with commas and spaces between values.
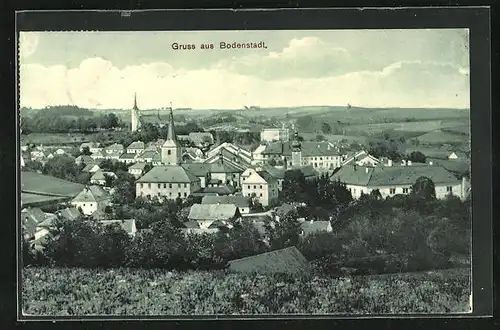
429, 161, 433, 165
407, 160, 412, 166
310, 219, 314, 224
401, 160, 406, 166
387, 159, 393, 167
365, 167, 369, 174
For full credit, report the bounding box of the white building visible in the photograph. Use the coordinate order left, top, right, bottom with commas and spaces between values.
260, 128, 290, 143
71, 185, 111, 216
241, 170, 279, 207
331, 162, 467, 200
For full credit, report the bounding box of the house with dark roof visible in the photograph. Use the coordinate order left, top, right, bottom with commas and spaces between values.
126, 141, 145, 154
181, 163, 212, 188
188, 203, 240, 230
71, 185, 111, 216
260, 141, 342, 170
135, 165, 201, 201
82, 163, 101, 173
209, 159, 243, 188
202, 195, 252, 214
118, 153, 138, 164
227, 246, 309, 275
55, 207, 82, 221
241, 170, 279, 207
90, 170, 117, 186
128, 162, 148, 178
331, 163, 464, 199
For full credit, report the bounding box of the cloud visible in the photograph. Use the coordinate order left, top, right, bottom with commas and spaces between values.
19, 56, 469, 110
214, 37, 356, 79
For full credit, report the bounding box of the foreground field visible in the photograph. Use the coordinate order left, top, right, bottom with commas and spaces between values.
22, 267, 471, 316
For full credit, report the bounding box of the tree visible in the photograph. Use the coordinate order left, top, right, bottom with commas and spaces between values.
104, 173, 116, 187
42, 155, 80, 182
407, 151, 427, 163
265, 210, 301, 250
81, 146, 92, 156
281, 169, 308, 203
316, 134, 325, 142
268, 158, 277, 166
321, 122, 332, 134
410, 176, 436, 201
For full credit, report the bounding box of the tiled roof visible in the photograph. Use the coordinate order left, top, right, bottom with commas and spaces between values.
56, 207, 81, 221
202, 195, 251, 208
261, 166, 286, 180
21, 207, 47, 225
188, 204, 239, 221
202, 185, 236, 195
257, 170, 277, 183
137, 150, 159, 159
90, 170, 106, 181
210, 160, 242, 173
227, 246, 309, 275
119, 153, 137, 160
136, 165, 200, 183
72, 185, 110, 203
76, 155, 94, 164
262, 142, 340, 157
21, 193, 71, 208
21, 171, 84, 197
127, 141, 145, 149
275, 203, 296, 217
105, 143, 124, 151
426, 158, 469, 176
129, 162, 147, 170
331, 164, 460, 186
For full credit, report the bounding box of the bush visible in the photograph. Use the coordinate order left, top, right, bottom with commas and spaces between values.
21, 267, 471, 315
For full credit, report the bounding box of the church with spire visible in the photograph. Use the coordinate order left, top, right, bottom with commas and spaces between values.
161, 108, 182, 165
131, 93, 141, 132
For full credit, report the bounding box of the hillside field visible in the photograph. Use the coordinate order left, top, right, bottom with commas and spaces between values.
21, 131, 128, 145
21, 266, 470, 316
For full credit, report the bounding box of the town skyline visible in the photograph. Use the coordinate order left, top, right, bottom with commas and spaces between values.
19, 29, 470, 110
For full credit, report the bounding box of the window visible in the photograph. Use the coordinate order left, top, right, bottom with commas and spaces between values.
320, 157, 323, 160
178, 192, 181, 197
402, 188, 409, 194
83, 203, 86, 207
184, 183, 187, 188
169, 184, 172, 188
157, 192, 161, 196
353, 189, 356, 194
178, 183, 181, 188
447, 186, 453, 192
169, 192, 172, 196
259, 185, 262, 189
163, 183, 166, 188
157, 184, 161, 188
253, 185, 256, 189
148, 183, 151, 188
167, 150, 171, 155
389, 188, 396, 194
247, 185, 250, 189
140, 183, 144, 188
260, 193, 263, 197
184, 192, 187, 197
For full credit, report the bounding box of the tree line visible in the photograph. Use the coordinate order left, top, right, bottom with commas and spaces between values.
21, 111, 123, 134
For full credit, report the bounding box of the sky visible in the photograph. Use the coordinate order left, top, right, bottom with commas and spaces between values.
18, 29, 470, 110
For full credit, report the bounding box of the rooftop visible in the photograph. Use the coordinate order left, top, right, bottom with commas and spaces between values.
72, 185, 111, 203
201, 195, 251, 208
331, 164, 460, 186
188, 203, 239, 221
136, 165, 200, 183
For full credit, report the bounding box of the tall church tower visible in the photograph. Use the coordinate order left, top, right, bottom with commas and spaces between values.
291, 131, 302, 168
131, 93, 141, 132
161, 107, 182, 165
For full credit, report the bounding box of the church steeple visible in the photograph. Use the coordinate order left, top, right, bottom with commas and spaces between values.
133, 92, 138, 110
161, 104, 182, 165
131, 92, 140, 132
166, 106, 178, 145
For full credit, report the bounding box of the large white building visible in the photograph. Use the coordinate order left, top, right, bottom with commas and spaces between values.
260, 128, 290, 143
241, 170, 279, 207
331, 162, 469, 200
